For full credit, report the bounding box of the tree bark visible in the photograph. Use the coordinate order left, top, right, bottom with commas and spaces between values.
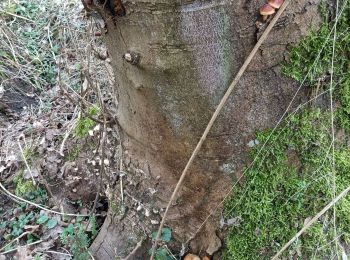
90, 0, 322, 258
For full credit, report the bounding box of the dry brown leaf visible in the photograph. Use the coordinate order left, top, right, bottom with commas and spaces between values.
23, 168, 39, 180
15, 246, 32, 260
184, 254, 200, 260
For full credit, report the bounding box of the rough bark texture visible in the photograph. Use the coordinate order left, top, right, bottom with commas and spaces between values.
90, 0, 323, 258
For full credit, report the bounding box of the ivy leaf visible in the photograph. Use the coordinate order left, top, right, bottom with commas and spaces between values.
46, 218, 58, 229
160, 228, 172, 242
151, 228, 172, 242
36, 214, 49, 224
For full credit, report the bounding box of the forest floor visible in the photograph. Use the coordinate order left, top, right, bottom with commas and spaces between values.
0, 0, 118, 259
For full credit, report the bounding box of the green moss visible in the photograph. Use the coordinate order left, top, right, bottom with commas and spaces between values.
74, 106, 99, 138
336, 76, 350, 131
15, 178, 36, 196
65, 145, 81, 161
224, 110, 340, 259
224, 109, 350, 259
110, 201, 119, 213
224, 2, 350, 259
283, 0, 350, 130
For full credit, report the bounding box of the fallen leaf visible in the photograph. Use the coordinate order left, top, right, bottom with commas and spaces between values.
23, 168, 39, 179
184, 254, 200, 260
42, 225, 64, 240
15, 246, 31, 260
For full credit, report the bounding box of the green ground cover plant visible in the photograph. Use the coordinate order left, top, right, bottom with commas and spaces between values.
224, 1, 350, 259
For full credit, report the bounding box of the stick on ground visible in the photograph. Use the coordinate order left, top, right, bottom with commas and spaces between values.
272, 185, 350, 260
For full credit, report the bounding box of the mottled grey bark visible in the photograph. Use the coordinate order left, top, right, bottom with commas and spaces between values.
91, 0, 322, 258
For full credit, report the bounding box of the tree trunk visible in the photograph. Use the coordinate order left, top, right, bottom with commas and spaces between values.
90, 0, 322, 258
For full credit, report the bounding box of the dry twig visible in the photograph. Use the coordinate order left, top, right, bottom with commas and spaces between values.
272, 185, 350, 260
0, 182, 90, 217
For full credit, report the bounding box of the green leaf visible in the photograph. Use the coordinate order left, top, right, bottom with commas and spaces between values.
27, 233, 37, 244
151, 228, 172, 242
0, 221, 7, 229
46, 218, 58, 229
65, 223, 75, 235
160, 228, 172, 242
36, 214, 49, 224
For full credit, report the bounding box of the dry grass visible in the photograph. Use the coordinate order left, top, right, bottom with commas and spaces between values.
0, 0, 118, 258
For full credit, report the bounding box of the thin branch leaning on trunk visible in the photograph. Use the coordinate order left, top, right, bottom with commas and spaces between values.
150, 0, 292, 259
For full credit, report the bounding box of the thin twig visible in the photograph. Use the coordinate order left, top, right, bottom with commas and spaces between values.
0, 27, 19, 64
87, 247, 95, 260
36, 250, 72, 257
185, 0, 348, 245
272, 185, 350, 260
59, 116, 78, 156
150, 1, 292, 258
0, 240, 43, 255
329, 0, 340, 255
86, 62, 108, 228
0, 9, 35, 22
58, 82, 105, 124
123, 240, 144, 260
120, 155, 124, 205
0, 231, 31, 252
57, 57, 105, 125
17, 141, 36, 185
0, 182, 90, 217
86, 121, 106, 229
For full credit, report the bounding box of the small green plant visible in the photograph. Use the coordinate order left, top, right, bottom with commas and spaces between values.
153, 248, 173, 260
8, 212, 35, 237
1, 185, 48, 243
90, 216, 97, 237
14, 173, 48, 202
36, 214, 58, 229
0, 0, 60, 90
74, 106, 100, 138
225, 2, 350, 258
65, 145, 82, 161
283, 1, 350, 131
151, 227, 172, 243
149, 228, 173, 260
15, 178, 35, 196
60, 217, 97, 260
224, 109, 350, 259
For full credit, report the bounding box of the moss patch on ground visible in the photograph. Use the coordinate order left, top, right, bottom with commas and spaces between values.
224, 109, 350, 259
224, 1, 350, 259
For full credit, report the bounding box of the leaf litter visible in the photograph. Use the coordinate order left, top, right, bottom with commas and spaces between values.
0, 0, 121, 258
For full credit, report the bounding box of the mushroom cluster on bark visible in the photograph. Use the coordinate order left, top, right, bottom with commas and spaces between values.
259, 0, 284, 20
